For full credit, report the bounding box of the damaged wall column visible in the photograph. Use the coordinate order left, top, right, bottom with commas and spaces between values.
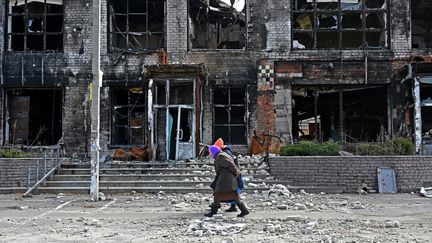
413, 78, 422, 154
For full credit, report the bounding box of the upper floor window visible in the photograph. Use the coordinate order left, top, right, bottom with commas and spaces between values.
108, 0, 165, 52
292, 0, 388, 49
7, 0, 64, 52
411, 0, 432, 49
189, 0, 246, 50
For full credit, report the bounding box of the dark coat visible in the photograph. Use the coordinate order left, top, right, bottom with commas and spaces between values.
214, 151, 240, 195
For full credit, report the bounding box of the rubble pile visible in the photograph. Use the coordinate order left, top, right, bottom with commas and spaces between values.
186, 217, 246, 236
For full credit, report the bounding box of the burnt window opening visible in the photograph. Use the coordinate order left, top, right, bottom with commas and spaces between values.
189, 0, 246, 49
108, 0, 166, 52
411, 0, 432, 49
292, 0, 388, 49
6, 89, 62, 146
7, 0, 64, 52
213, 87, 247, 144
292, 86, 387, 142
111, 87, 146, 146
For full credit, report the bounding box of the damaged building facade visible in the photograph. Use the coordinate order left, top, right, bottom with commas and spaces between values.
0, 0, 430, 159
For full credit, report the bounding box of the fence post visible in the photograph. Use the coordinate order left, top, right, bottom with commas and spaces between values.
26, 167, 31, 191
35, 160, 39, 194
43, 157, 47, 186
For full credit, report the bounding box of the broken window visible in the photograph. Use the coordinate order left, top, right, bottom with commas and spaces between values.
292, 0, 388, 49
292, 86, 387, 142
108, 0, 166, 51
189, 0, 246, 49
7, 0, 63, 52
411, 0, 432, 49
111, 87, 146, 146
6, 89, 62, 145
213, 87, 246, 144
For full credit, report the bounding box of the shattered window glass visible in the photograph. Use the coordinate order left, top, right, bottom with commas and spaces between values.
292, 0, 388, 49
189, 0, 247, 49
213, 87, 247, 144
108, 0, 165, 52
7, 0, 64, 52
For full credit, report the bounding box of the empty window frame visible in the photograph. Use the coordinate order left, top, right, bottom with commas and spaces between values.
411, 0, 432, 49
111, 87, 146, 146
108, 0, 166, 51
7, 0, 64, 52
292, 0, 388, 49
189, 0, 246, 49
213, 87, 247, 144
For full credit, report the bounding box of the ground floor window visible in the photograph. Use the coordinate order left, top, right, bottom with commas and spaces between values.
111, 87, 146, 146
6, 88, 62, 145
292, 85, 388, 142
213, 87, 247, 144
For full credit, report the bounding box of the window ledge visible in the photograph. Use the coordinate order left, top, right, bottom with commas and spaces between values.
188, 48, 247, 53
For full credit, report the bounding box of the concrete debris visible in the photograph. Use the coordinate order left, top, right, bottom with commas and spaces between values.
294, 203, 307, 210
276, 204, 288, 210
385, 220, 401, 228
221, 237, 235, 243
186, 219, 246, 236
9, 205, 29, 210
351, 201, 366, 209
98, 192, 106, 201
86, 219, 103, 228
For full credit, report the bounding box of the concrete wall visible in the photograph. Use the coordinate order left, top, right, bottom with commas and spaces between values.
269, 156, 432, 193
0, 158, 55, 188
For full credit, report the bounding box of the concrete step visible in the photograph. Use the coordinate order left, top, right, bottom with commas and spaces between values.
58, 168, 219, 175
45, 180, 292, 188
51, 174, 274, 181
36, 186, 346, 194
61, 162, 263, 169
36, 187, 269, 194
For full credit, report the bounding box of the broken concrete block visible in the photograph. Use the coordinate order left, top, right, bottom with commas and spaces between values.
276, 204, 288, 210
294, 203, 307, 210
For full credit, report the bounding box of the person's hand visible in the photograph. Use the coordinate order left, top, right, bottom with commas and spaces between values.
236, 170, 241, 177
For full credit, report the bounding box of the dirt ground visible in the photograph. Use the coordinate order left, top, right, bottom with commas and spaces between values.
1, 189, 432, 243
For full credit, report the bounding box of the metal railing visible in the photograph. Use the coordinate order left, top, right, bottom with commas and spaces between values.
23, 146, 64, 197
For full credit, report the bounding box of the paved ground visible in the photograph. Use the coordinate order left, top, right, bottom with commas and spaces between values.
1, 189, 432, 242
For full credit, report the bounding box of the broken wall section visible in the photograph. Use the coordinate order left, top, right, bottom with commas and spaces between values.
189, 0, 247, 49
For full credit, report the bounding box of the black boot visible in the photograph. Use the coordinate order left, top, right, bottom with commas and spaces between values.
204, 203, 220, 217
224, 204, 238, 212
236, 202, 250, 217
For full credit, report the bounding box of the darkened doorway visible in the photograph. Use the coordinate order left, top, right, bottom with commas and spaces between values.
7, 88, 62, 145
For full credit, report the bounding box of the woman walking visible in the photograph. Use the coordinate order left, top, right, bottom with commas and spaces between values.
204, 145, 249, 217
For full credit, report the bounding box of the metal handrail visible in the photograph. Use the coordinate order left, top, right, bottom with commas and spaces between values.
23, 158, 64, 197
23, 146, 64, 197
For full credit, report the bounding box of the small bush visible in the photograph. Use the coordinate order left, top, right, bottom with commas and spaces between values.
0, 149, 29, 158
280, 141, 340, 156
389, 137, 415, 155
355, 143, 391, 155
